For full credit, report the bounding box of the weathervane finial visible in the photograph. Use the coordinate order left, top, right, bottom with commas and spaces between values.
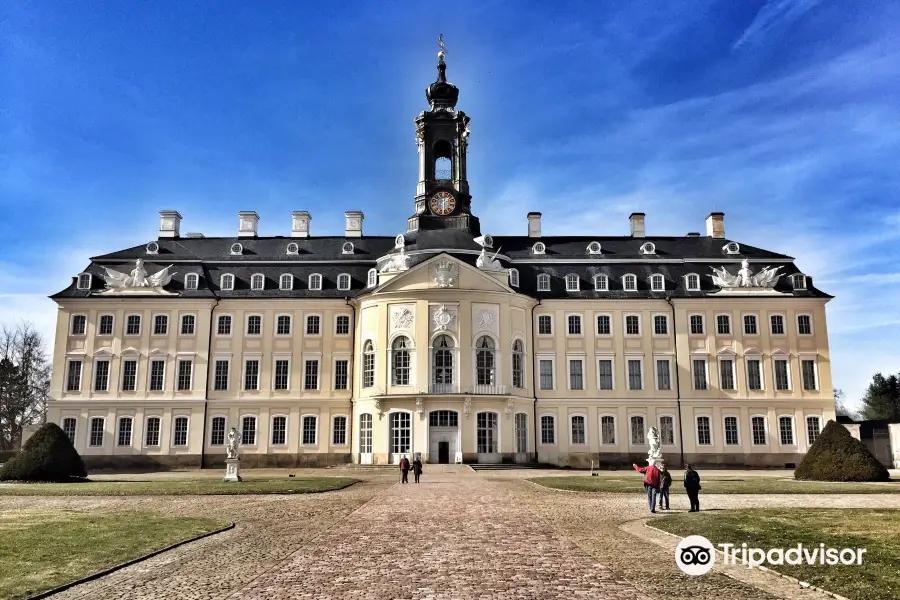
437, 34, 446, 60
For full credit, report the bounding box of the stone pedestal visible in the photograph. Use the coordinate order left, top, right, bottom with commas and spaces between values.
224, 458, 242, 482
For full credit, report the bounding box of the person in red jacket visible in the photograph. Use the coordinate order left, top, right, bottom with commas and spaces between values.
633, 462, 661, 513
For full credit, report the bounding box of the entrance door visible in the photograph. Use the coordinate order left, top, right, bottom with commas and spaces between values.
389, 412, 411, 464
438, 441, 450, 464
428, 410, 459, 463
476, 411, 500, 463
514, 413, 529, 463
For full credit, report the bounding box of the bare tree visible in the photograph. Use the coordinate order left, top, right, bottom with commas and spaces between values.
0, 323, 51, 451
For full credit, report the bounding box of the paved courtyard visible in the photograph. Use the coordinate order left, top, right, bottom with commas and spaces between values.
2, 467, 898, 599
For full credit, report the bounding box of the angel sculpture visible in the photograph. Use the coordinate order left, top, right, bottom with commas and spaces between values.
101, 259, 175, 289
710, 259, 782, 289
476, 247, 503, 271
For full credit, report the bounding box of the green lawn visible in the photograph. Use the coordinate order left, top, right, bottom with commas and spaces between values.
0, 509, 227, 600
653, 508, 900, 600
0, 476, 358, 496
529, 476, 900, 494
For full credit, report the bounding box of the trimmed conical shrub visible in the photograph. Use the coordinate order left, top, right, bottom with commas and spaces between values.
795, 420, 890, 482
0, 423, 87, 482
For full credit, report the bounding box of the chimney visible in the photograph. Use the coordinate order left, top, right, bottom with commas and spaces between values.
527, 212, 542, 238
158, 210, 182, 238
238, 211, 259, 238
706, 212, 725, 239
345, 211, 364, 238
292, 211, 311, 238
629, 212, 645, 238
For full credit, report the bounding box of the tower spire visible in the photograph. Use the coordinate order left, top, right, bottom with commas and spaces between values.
436, 34, 447, 83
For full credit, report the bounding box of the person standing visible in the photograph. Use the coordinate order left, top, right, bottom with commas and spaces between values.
684, 463, 701, 512
632, 461, 661, 513
399, 456, 410, 484
412, 456, 423, 483
657, 466, 672, 510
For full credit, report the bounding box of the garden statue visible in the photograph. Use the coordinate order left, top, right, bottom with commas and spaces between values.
224, 427, 242, 482
647, 426, 664, 468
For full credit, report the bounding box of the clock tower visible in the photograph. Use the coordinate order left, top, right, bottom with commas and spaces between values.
408, 39, 481, 236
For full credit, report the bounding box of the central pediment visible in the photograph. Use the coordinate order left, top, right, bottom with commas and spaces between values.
370, 254, 514, 295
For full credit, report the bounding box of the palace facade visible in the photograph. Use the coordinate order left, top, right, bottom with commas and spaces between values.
47, 51, 834, 469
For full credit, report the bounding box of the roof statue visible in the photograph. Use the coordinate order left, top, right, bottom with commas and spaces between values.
711, 259, 783, 291
98, 259, 177, 295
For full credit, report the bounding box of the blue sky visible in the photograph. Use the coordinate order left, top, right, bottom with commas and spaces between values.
2, 1, 899, 409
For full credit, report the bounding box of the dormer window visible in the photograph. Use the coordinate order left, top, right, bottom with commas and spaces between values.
277, 274, 292, 291
184, 274, 199, 290
337, 273, 351, 290
509, 268, 519, 288
587, 241, 602, 255
622, 274, 637, 291
251, 274, 265, 291
230, 243, 243, 256
532, 242, 546, 255
565, 274, 580, 292
537, 273, 550, 291
640, 242, 656, 255
685, 273, 701, 291
146, 242, 159, 255
286, 242, 299, 255
650, 274, 665, 291
76, 273, 92, 290
220, 274, 234, 291
342, 242, 355, 255
593, 274, 608, 291
308, 274, 322, 291
791, 273, 807, 290
725, 242, 741, 255
367, 268, 377, 288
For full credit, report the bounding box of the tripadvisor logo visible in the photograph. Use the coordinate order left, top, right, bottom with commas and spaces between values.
675, 535, 867, 576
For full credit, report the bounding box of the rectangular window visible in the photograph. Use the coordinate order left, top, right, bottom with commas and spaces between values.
807, 417, 821, 444
724, 416, 739, 445
335, 315, 350, 335
274, 359, 290, 390
797, 315, 812, 335
120, 360, 137, 391
214, 360, 229, 391
217, 315, 232, 335
802, 360, 817, 390
569, 359, 584, 390
126, 315, 141, 336
747, 359, 762, 390
656, 359, 671, 390
153, 315, 168, 336
359, 414, 373, 453
601, 416, 615, 444
779, 417, 795, 445
304, 360, 319, 390
272, 416, 287, 445
247, 315, 262, 335
692, 359, 708, 390
538, 315, 552, 335
244, 359, 260, 390
173, 417, 188, 446
334, 360, 349, 390
571, 416, 586, 444
567, 315, 582, 335
89, 417, 104, 447
71, 315, 87, 336
717, 314, 731, 335
653, 315, 668, 335
752, 417, 767, 445
98, 315, 113, 336
625, 315, 640, 336
744, 315, 758, 335
774, 359, 790, 390
598, 359, 613, 390
241, 416, 257, 445
596, 314, 611, 335
149, 359, 165, 391
62, 417, 77, 443
539, 360, 554, 390
333, 416, 347, 445
690, 315, 704, 335
117, 417, 133, 446
697, 416, 711, 445
630, 416, 645, 445
177, 360, 192, 391
277, 315, 291, 335
719, 359, 735, 390
660, 416, 674, 445
627, 359, 642, 390
302, 416, 317, 445
93, 360, 110, 391
540, 415, 555, 444
181, 315, 195, 335
306, 315, 320, 335
210, 416, 225, 445
770, 315, 785, 335
66, 360, 82, 391
145, 417, 161, 446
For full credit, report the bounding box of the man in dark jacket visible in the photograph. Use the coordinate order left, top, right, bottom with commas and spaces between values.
657, 466, 672, 510
684, 464, 701, 512
399, 456, 410, 484
412, 457, 423, 483
632, 462, 661, 513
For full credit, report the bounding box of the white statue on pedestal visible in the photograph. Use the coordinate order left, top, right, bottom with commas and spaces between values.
224, 427, 242, 482
225, 427, 239, 459
647, 426, 664, 468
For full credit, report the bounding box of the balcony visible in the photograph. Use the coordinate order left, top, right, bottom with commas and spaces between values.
426, 383, 510, 396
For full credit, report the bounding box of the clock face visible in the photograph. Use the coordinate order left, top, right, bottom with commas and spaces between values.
430, 191, 456, 216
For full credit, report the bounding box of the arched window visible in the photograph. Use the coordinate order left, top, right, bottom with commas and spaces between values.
593, 274, 608, 291
75, 273, 92, 290
565, 274, 579, 292
686, 273, 701, 291
342, 241, 355, 255
537, 273, 550, 291
367, 268, 377, 288
279, 274, 293, 291
184, 273, 199, 290
725, 242, 740, 255
622, 274, 637, 291
230, 243, 243, 255
512, 340, 524, 388
792, 273, 807, 290
587, 241, 602, 255
146, 241, 159, 255
251, 273, 265, 290
433, 139, 453, 179
432, 335, 454, 391
640, 242, 656, 255
391, 336, 412, 386
286, 242, 299, 255
508, 268, 519, 287
337, 273, 351, 290
475, 336, 496, 386
650, 274, 665, 291
362, 341, 375, 388
532, 242, 546, 255
220, 274, 234, 291
308, 274, 322, 290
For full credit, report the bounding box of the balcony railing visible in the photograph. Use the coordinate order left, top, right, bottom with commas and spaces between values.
467, 384, 510, 396
428, 383, 459, 395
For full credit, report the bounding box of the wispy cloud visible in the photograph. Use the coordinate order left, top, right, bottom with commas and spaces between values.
733, 0, 824, 50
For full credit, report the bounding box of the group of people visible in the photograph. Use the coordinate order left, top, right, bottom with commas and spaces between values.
398, 456, 423, 483
632, 462, 702, 513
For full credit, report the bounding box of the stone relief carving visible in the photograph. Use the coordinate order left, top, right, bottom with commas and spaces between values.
98, 259, 177, 295
432, 305, 456, 332
392, 307, 414, 330
430, 259, 458, 288
373, 397, 383, 418
475, 309, 497, 331
463, 398, 472, 419
416, 398, 424, 420
711, 259, 783, 289
505, 398, 514, 419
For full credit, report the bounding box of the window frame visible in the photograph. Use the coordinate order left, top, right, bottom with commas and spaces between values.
76, 272, 92, 290
209, 415, 227, 446
240, 414, 258, 446
97, 314, 114, 336
688, 313, 705, 336
246, 314, 263, 336
180, 313, 197, 336
271, 414, 289, 446
61, 416, 77, 444
654, 356, 672, 391
367, 268, 377, 288
216, 314, 233, 337
806, 415, 822, 445
649, 273, 665, 292
593, 274, 609, 291
743, 313, 759, 336
695, 415, 713, 446
723, 414, 740, 446
333, 357, 350, 391
65, 358, 84, 392
797, 314, 814, 335
272, 356, 291, 391
599, 414, 616, 445
652, 313, 669, 337
151, 313, 169, 336
219, 273, 235, 291
250, 273, 265, 291
769, 313, 786, 336
718, 355, 736, 391
566, 313, 583, 337
685, 273, 701, 291
659, 414, 676, 446
184, 273, 199, 290
332, 415, 348, 446
624, 314, 641, 337
596, 355, 615, 391
308, 273, 323, 291
125, 313, 142, 336
508, 268, 519, 288
751, 415, 768, 446
144, 415, 162, 447
691, 357, 709, 391
537, 314, 553, 336
70, 314, 87, 336
569, 413, 587, 445
565, 273, 580, 292
93, 358, 111, 392
279, 273, 294, 291
172, 415, 190, 447
778, 415, 796, 446
301, 414, 318, 446
773, 354, 791, 391
567, 357, 585, 391
176, 357, 193, 392
305, 314, 322, 336
629, 414, 646, 446
275, 314, 292, 336
243, 357, 261, 391
715, 313, 732, 336
801, 356, 819, 391
212, 357, 230, 392
595, 313, 612, 336
537, 273, 551, 291
622, 273, 638, 291
116, 415, 134, 447
337, 273, 351, 291
335, 314, 351, 335
539, 414, 556, 445
626, 356, 643, 391
148, 358, 166, 392
303, 358, 320, 391
88, 416, 105, 447
538, 356, 555, 391
745, 354, 764, 391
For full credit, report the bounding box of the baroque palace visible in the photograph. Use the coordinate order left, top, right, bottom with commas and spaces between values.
48, 50, 834, 469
